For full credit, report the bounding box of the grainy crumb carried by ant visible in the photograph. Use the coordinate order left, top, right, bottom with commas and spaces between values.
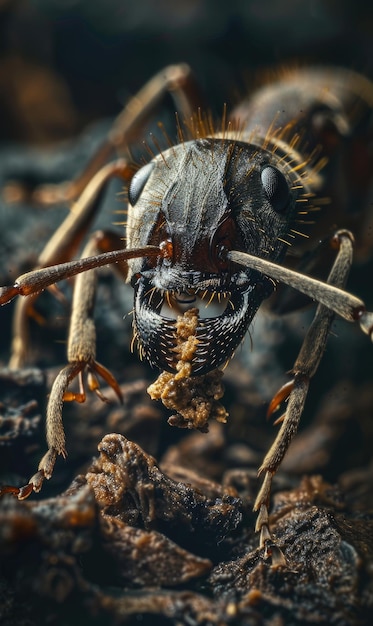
147, 308, 228, 431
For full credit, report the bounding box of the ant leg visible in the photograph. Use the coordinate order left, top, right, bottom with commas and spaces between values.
10, 230, 132, 497
5, 159, 133, 369
0, 235, 160, 498
64, 230, 126, 402
254, 230, 356, 563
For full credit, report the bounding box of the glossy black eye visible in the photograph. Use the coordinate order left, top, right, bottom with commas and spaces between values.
261, 165, 290, 213
128, 162, 154, 206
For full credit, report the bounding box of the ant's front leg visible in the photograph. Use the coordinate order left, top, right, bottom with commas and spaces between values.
27, 231, 125, 497
253, 230, 358, 564
0, 234, 160, 498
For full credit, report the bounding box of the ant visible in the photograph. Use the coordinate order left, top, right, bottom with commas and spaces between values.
0, 64, 373, 564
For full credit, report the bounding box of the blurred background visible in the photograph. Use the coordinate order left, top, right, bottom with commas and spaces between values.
0, 0, 372, 146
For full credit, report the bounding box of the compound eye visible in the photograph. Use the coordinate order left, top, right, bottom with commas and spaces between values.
261, 165, 290, 213
128, 162, 154, 206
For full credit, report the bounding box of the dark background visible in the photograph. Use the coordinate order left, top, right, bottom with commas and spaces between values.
1, 0, 373, 145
